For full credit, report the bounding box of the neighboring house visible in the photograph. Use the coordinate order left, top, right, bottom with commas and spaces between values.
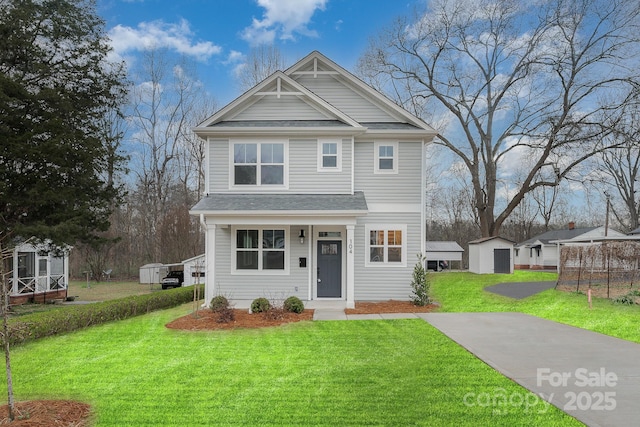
425, 241, 464, 270
468, 237, 514, 274
514, 223, 625, 270
5, 240, 69, 305
190, 51, 437, 308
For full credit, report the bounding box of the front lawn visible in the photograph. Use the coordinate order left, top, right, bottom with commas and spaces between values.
6, 304, 579, 426
430, 270, 640, 343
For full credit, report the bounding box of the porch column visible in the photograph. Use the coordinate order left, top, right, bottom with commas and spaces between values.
346, 225, 355, 308
205, 223, 216, 307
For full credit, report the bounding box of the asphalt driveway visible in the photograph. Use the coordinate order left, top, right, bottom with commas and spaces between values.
485, 281, 556, 299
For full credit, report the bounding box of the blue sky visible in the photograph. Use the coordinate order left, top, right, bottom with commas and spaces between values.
99, 0, 416, 105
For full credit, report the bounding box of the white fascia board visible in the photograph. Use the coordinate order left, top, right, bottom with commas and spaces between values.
197, 214, 363, 226
358, 129, 439, 139
193, 126, 367, 138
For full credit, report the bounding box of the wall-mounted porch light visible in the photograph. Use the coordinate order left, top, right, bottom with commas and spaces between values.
299, 229, 305, 244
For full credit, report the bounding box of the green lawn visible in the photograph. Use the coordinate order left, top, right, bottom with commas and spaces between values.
8, 304, 579, 426
4, 270, 638, 425
430, 270, 640, 343
67, 280, 161, 301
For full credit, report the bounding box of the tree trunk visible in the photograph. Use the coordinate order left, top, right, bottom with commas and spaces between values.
0, 243, 15, 421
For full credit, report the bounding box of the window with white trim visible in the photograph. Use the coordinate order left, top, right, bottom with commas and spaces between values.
318, 139, 341, 171
234, 227, 287, 272
374, 141, 398, 174
366, 225, 406, 266
233, 142, 284, 186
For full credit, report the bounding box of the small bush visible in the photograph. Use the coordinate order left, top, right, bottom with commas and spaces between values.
215, 306, 235, 323
283, 296, 304, 313
251, 297, 271, 313
210, 295, 229, 313
613, 293, 638, 305
262, 306, 286, 320
410, 254, 431, 306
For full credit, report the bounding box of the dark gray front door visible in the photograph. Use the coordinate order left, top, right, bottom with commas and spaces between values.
317, 241, 342, 298
494, 248, 511, 273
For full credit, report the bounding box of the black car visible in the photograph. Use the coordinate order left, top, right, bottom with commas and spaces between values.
161, 271, 184, 289
427, 260, 448, 272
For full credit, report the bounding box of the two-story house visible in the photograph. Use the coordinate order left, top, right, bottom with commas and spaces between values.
190, 51, 437, 308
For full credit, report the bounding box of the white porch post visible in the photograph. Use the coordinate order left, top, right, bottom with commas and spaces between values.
205, 223, 216, 306
346, 225, 355, 308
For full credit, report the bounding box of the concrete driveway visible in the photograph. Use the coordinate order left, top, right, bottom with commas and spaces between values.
420, 312, 640, 427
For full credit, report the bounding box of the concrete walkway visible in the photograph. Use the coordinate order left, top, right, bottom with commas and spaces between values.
421, 312, 640, 427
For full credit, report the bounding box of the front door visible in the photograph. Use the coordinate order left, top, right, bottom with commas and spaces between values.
317, 241, 342, 298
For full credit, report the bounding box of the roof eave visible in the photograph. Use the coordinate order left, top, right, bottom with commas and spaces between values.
193, 126, 368, 137
189, 209, 369, 216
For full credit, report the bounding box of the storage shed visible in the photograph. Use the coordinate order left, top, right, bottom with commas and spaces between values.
139, 263, 166, 284
425, 241, 464, 269
468, 236, 515, 274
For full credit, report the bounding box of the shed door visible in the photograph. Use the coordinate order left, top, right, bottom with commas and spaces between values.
494, 249, 511, 273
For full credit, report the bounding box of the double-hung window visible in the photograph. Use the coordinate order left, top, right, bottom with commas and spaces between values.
374, 141, 398, 174
234, 227, 287, 273
318, 139, 341, 171
366, 225, 406, 266
233, 142, 285, 186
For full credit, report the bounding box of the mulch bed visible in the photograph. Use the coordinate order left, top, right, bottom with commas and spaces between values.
166, 300, 437, 331
346, 300, 437, 314
0, 400, 91, 426
166, 308, 314, 330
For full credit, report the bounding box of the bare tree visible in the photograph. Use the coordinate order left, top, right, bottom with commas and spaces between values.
128, 49, 213, 263
595, 103, 640, 232
358, 0, 640, 237
236, 45, 288, 92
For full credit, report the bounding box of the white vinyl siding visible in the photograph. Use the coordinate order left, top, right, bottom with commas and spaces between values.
354, 141, 423, 204
232, 95, 330, 121
295, 74, 397, 122
289, 138, 351, 193
354, 213, 421, 301
208, 139, 229, 192
213, 226, 309, 299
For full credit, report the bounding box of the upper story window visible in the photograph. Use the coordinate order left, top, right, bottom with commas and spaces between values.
318, 139, 342, 172
374, 141, 398, 174
233, 142, 285, 186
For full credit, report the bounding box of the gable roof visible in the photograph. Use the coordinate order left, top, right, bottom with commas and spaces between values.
468, 236, 516, 245
193, 51, 437, 139
286, 51, 435, 133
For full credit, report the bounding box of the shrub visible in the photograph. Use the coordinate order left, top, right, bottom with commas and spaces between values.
251, 297, 271, 313
613, 292, 638, 305
410, 254, 431, 306
215, 306, 235, 323
6, 285, 203, 346
210, 295, 229, 313
283, 296, 304, 313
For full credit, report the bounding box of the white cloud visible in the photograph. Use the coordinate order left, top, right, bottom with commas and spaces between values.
107, 19, 222, 62
241, 0, 328, 46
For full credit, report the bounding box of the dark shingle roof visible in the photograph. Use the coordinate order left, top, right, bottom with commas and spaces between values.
191, 192, 368, 213
517, 227, 598, 246
361, 122, 421, 130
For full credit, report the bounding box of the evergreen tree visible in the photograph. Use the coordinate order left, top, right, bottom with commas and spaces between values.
0, 0, 128, 419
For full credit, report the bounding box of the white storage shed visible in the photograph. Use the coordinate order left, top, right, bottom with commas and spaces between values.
468, 236, 515, 274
